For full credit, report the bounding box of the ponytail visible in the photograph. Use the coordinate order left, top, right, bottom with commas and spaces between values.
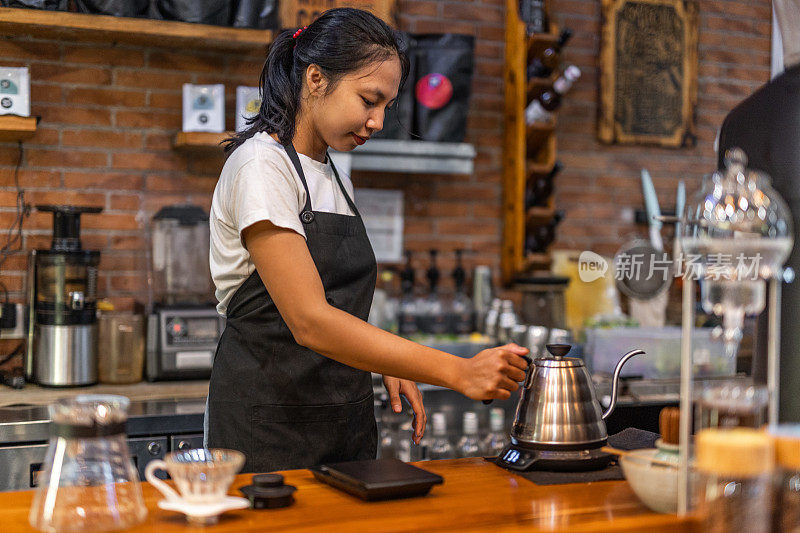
224, 8, 409, 153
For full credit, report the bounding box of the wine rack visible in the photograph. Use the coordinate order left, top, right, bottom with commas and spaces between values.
501, 0, 560, 285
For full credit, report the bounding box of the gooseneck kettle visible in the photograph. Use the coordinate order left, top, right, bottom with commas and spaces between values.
497, 343, 645, 471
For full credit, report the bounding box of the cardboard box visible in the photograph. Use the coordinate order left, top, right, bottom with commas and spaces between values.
280, 0, 396, 29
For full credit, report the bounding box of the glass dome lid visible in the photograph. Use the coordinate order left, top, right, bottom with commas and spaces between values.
679, 148, 794, 357
681, 148, 793, 280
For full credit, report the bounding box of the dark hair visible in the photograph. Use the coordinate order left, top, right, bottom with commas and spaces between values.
224, 8, 410, 153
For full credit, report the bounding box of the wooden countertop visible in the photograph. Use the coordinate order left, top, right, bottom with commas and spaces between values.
0, 380, 209, 407
5, 458, 699, 532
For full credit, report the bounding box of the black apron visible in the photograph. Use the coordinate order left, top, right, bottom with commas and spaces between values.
207, 143, 378, 473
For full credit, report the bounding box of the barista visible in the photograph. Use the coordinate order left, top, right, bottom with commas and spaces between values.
206, 8, 528, 473
716, 0, 800, 421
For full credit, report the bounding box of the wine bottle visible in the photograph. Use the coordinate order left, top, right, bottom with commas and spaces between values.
519, 0, 548, 34
427, 413, 454, 460
448, 249, 474, 335
456, 412, 481, 458
527, 28, 573, 79
524, 65, 581, 125
525, 210, 565, 253
421, 249, 447, 335
397, 250, 419, 336
480, 408, 508, 457
525, 161, 563, 208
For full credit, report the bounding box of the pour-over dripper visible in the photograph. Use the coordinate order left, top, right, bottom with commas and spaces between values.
680, 148, 794, 356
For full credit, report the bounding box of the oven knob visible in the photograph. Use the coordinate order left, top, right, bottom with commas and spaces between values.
177, 440, 192, 450
147, 441, 162, 456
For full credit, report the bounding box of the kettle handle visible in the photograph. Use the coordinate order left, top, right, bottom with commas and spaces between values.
602, 349, 645, 420
482, 354, 533, 405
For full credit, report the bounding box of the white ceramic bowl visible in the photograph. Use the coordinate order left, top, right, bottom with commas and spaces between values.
619, 448, 678, 514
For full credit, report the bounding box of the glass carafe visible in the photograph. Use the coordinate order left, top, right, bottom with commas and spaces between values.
29, 395, 146, 532
679, 148, 794, 357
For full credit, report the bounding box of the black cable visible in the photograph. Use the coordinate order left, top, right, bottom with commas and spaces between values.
0, 141, 29, 304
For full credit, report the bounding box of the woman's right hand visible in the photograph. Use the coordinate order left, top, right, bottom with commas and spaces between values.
457, 343, 530, 401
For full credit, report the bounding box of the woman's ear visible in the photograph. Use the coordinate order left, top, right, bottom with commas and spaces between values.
305, 64, 328, 97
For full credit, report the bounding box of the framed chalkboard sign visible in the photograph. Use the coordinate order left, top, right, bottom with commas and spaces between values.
598, 0, 698, 147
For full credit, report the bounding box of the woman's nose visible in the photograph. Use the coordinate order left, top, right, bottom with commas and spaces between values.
366, 111, 384, 133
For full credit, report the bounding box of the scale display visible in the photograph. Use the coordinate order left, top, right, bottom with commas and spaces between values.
496, 443, 537, 471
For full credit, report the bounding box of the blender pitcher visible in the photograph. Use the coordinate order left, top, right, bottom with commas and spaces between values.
29, 395, 147, 532
150, 204, 213, 306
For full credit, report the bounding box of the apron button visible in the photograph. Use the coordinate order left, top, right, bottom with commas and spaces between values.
301, 211, 314, 224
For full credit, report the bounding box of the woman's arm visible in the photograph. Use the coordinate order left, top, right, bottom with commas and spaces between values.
243, 220, 528, 401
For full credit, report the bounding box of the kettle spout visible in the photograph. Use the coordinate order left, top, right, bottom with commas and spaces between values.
602, 349, 645, 420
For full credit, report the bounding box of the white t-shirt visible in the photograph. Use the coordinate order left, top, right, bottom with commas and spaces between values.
209, 132, 355, 315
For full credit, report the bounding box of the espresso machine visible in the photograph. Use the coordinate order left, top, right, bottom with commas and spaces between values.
25, 205, 102, 387
146, 205, 223, 381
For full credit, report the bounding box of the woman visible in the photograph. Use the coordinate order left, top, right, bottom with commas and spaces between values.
207, 7, 528, 473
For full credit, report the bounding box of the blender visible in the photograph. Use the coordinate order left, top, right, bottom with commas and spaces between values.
25, 205, 101, 387
146, 205, 223, 381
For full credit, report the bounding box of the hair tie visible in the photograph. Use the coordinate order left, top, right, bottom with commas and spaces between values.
292, 26, 307, 49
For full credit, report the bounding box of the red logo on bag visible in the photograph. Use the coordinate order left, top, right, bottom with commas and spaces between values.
415, 73, 453, 110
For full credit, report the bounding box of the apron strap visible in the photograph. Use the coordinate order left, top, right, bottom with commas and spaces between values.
327, 152, 362, 218
282, 143, 315, 224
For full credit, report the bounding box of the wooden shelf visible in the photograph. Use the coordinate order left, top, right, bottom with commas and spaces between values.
526, 120, 556, 155
0, 115, 36, 142
526, 74, 555, 103
503, 0, 561, 285
173, 131, 230, 152
526, 206, 555, 228
525, 252, 552, 270
173, 132, 477, 174
0, 7, 273, 51
526, 32, 558, 60
526, 158, 555, 178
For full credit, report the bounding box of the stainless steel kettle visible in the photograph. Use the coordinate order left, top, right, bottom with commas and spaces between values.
511, 343, 645, 448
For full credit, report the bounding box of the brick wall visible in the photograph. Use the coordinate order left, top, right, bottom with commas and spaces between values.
549, 0, 773, 257
0, 0, 774, 306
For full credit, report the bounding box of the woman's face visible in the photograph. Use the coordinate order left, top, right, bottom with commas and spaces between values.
307, 55, 402, 152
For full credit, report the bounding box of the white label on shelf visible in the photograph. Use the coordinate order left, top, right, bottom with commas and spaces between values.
354, 188, 404, 263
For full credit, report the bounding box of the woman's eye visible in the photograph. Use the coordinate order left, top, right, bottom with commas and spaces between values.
361, 96, 376, 107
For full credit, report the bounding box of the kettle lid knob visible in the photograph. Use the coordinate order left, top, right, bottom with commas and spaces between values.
545, 344, 571, 359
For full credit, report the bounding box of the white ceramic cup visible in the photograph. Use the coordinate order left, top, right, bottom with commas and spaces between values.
144, 448, 244, 504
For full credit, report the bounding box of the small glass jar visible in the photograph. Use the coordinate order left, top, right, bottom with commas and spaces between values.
694, 379, 769, 431
770, 424, 800, 532
97, 311, 145, 384
694, 427, 774, 533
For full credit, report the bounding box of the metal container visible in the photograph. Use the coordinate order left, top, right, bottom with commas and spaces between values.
512, 325, 549, 358
34, 324, 96, 387
511, 344, 644, 447
515, 276, 569, 329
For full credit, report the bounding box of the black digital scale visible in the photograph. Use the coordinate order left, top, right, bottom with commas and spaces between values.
496, 438, 613, 472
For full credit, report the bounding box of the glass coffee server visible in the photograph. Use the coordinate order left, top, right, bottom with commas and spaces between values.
676, 148, 794, 513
